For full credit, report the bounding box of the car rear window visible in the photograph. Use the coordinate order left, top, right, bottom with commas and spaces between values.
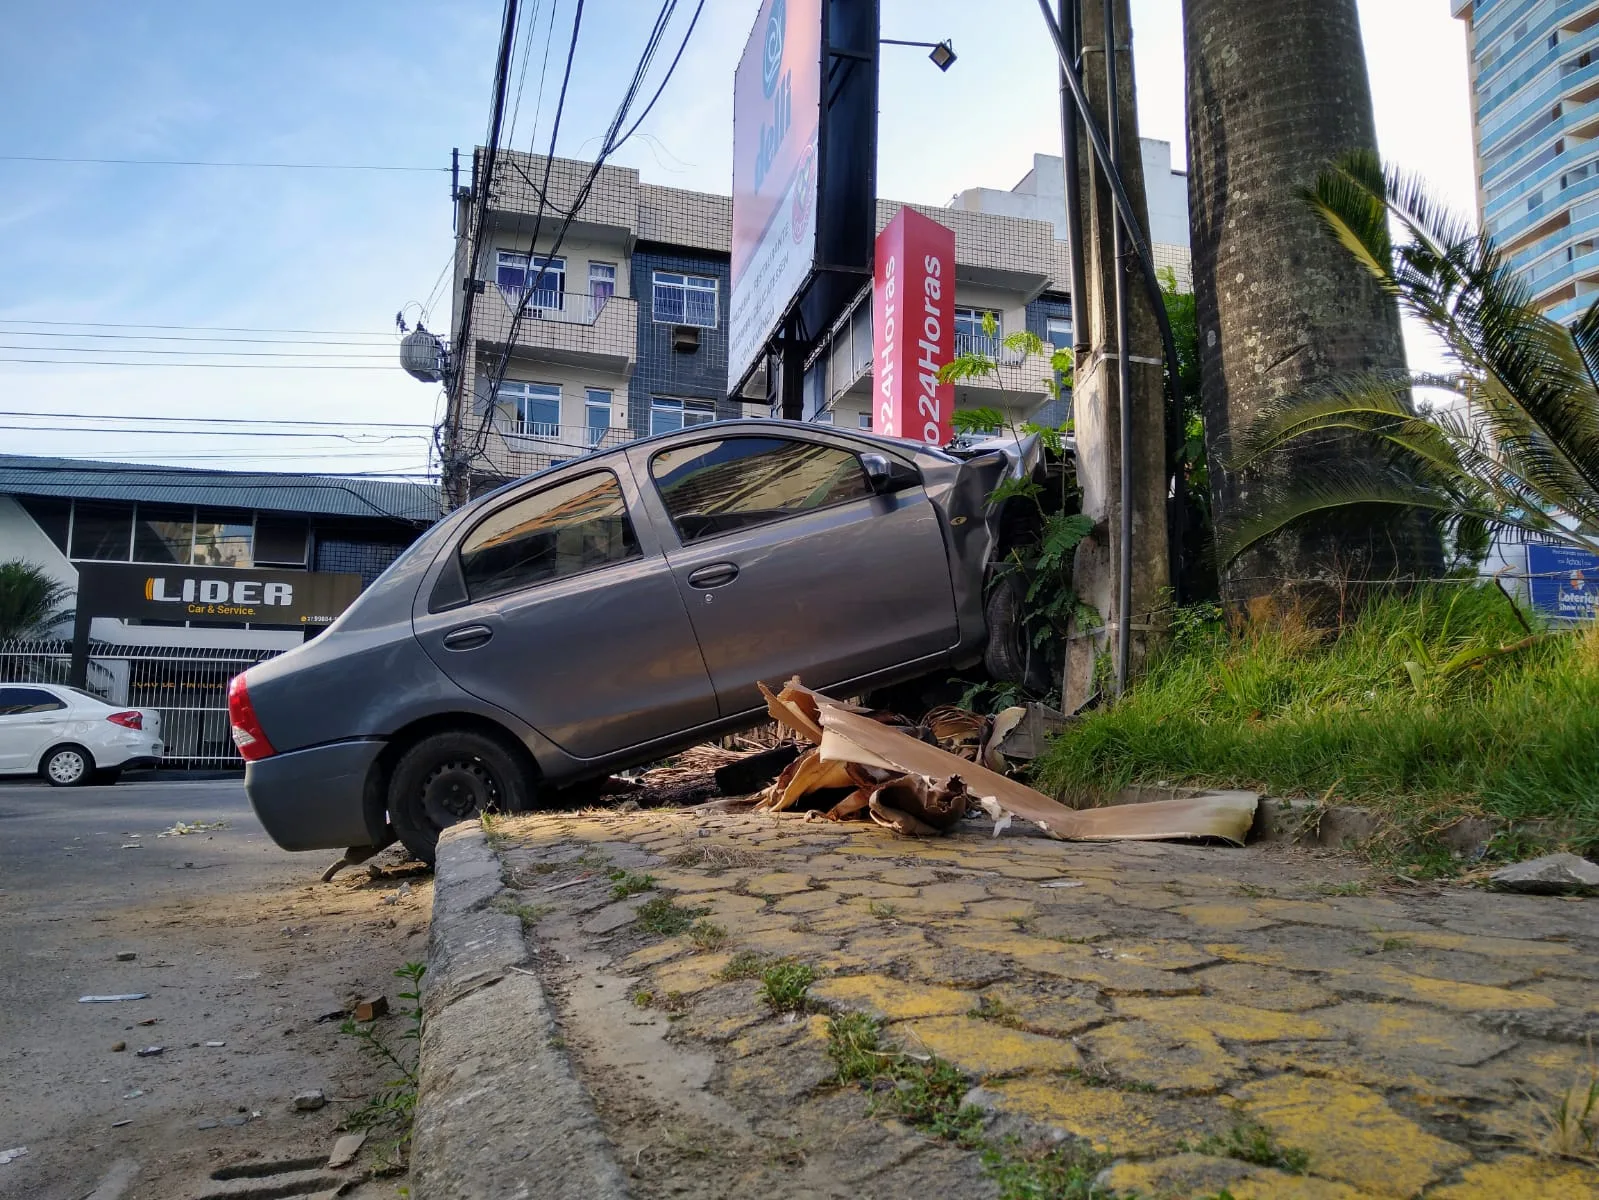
458, 470, 640, 601
648, 436, 871, 544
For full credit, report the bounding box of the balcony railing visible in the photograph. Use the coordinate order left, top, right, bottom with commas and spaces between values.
496, 286, 619, 326
954, 331, 1029, 366
502, 421, 638, 452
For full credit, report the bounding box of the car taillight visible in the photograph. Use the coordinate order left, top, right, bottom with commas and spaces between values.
106, 711, 143, 730
227, 673, 276, 761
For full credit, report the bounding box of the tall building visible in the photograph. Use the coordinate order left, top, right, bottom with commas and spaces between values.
949, 138, 1194, 291
442, 151, 1074, 498
1455, 0, 1599, 324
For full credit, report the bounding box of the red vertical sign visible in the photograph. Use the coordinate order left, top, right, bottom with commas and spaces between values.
872, 207, 955, 446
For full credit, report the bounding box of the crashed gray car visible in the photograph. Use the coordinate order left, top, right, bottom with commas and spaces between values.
233, 421, 1041, 862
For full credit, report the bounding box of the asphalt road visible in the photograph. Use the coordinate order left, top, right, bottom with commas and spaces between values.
0, 778, 431, 1199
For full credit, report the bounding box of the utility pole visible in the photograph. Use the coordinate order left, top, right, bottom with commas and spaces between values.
1056, 0, 1170, 706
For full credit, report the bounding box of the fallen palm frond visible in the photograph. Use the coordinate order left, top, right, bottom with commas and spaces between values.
756, 678, 1257, 844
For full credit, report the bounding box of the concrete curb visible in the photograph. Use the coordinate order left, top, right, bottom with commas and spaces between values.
411, 824, 629, 1200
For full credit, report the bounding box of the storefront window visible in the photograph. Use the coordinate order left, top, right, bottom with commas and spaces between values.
70, 502, 133, 561
133, 505, 195, 565
193, 513, 253, 567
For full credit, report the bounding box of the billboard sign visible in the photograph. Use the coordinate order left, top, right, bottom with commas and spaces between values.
728, 0, 823, 392
76, 563, 364, 626
872, 206, 956, 446
1527, 543, 1599, 622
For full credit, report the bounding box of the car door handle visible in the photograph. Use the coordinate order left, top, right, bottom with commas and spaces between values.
687, 562, 739, 589
442, 624, 493, 651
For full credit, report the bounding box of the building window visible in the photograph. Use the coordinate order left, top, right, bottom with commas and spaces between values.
812, 411, 834, 426
589, 262, 616, 313
133, 505, 195, 565
496, 252, 565, 310
653, 271, 718, 327
70, 502, 133, 561
650, 396, 716, 436
193, 513, 253, 568
499, 381, 562, 437
16, 496, 70, 555
954, 307, 1003, 355
649, 436, 872, 544
586, 388, 613, 446
255, 517, 308, 567
1046, 316, 1073, 351
458, 471, 640, 601
857, 412, 872, 430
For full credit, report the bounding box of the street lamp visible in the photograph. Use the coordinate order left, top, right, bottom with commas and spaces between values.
881, 38, 957, 71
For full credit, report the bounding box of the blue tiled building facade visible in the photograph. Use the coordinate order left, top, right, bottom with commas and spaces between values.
628, 247, 738, 436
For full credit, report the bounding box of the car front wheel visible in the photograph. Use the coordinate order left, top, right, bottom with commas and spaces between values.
387, 731, 534, 865
42, 744, 94, 787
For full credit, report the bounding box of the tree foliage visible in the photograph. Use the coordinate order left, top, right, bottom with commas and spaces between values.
0, 560, 72, 640
1228, 150, 1599, 567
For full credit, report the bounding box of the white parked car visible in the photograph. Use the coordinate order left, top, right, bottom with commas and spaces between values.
0, 684, 164, 786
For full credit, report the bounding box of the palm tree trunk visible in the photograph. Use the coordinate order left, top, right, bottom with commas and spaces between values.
1184, 0, 1441, 621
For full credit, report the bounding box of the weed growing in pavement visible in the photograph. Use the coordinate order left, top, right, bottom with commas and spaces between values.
827, 1014, 1112, 1193
967, 995, 1021, 1027
1236, 883, 1272, 899
688, 920, 728, 950
719, 950, 773, 981
1377, 936, 1408, 952
1180, 1121, 1310, 1173
759, 962, 816, 1012
609, 870, 657, 900
1315, 880, 1371, 896
1062, 1064, 1158, 1094
340, 961, 426, 1166
980, 1140, 1113, 1200
632, 989, 654, 1008
1527, 1047, 1599, 1163
867, 901, 899, 920
491, 897, 552, 928
636, 896, 708, 937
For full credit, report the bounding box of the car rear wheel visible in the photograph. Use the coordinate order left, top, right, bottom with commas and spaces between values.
42, 744, 94, 788
388, 731, 534, 865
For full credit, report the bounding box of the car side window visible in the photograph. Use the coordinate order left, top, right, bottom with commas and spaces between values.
459, 470, 640, 601
649, 436, 872, 544
0, 687, 66, 715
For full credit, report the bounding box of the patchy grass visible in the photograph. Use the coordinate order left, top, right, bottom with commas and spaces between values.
867, 901, 899, 920
758, 961, 816, 1012
1180, 1121, 1310, 1173
981, 1140, 1114, 1200
719, 950, 774, 981
608, 870, 657, 900
1314, 880, 1371, 897
1037, 587, 1599, 864
635, 896, 706, 937
1529, 1054, 1599, 1163
491, 898, 552, 928
688, 920, 728, 950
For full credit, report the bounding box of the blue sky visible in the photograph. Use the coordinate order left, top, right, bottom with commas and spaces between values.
0, 1, 1473, 476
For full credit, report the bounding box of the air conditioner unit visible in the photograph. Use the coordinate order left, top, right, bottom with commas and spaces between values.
672, 325, 700, 353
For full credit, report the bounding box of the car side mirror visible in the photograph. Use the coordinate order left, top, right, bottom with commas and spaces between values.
860, 453, 921, 494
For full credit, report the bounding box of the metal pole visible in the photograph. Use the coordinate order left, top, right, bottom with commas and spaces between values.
68, 608, 91, 690
1058, 0, 1089, 361
1102, 0, 1133, 696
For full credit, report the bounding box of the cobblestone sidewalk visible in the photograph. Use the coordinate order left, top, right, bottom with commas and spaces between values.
487, 807, 1599, 1199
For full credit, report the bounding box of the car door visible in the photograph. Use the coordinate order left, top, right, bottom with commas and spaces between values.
637, 431, 960, 717
413, 462, 718, 759
0, 686, 70, 772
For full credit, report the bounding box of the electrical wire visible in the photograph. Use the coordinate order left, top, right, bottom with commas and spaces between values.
0, 425, 428, 441
2, 154, 445, 172
611, 0, 705, 152
0, 330, 397, 346
0, 358, 398, 370
0, 319, 393, 336
0, 344, 395, 359
0, 410, 428, 428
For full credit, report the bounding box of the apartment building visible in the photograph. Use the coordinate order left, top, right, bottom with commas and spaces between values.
1455, 0, 1599, 324
445, 151, 1073, 493
949, 138, 1194, 292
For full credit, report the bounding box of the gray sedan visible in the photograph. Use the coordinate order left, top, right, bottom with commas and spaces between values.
232, 421, 1039, 862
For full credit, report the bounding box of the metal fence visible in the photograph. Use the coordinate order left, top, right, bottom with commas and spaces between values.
0, 639, 285, 769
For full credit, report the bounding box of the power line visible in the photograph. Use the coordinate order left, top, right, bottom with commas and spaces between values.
0, 358, 398, 370
0, 330, 397, 347
0, 410, 429, 429
0, 343, 395, 359
0, 319, 393, 336
0, 424, 428, 441
1, 154, 446, 172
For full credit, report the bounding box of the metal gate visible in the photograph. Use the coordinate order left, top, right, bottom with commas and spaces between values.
0, 639, 285, 769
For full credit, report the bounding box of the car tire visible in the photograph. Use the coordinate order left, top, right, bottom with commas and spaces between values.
983, 574, 1055, 693
388, 730, 534, 865
42, 744, 95, 788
